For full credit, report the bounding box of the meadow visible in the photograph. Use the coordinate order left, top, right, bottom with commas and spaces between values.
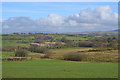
2, 59, 118, 78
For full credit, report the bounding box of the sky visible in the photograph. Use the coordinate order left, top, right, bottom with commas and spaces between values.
1, 2, 118, 33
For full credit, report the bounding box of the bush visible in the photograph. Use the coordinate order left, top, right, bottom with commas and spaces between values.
15, 49, 28, 57
40, 50, 52, 59
35, 47, 47, 53
29, 46, 47, 53
2, 46, 16, 52
88, 49, 102, 52
40, 53, 50, 59
63, 52, 87, 61
78, 41, 93, 47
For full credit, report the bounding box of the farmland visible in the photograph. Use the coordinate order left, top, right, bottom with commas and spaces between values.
2, 59, 118, 78
1, 32, 118, 78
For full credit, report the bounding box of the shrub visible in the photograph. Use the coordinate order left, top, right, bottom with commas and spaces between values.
40, 50, 52, 59
61, 37, 68, 43
29, 46, 47, 53
63, 52, 87, 61
87, 49, 102, 52
35, 47, 47, 53
78, 41, 93, 47
2, 46, 16, 52
40, 53, 50, 59
15, 49, 28, 57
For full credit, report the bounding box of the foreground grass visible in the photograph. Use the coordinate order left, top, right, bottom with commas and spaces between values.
2, 59, 118, 78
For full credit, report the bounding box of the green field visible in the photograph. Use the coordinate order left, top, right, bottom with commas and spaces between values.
2, 59, 118, 78
2, 40, 30, 47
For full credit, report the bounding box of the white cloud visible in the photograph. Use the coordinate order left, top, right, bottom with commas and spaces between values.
0, 19, 5, 23
2, 6, 118, 33
2, 25, 9, 29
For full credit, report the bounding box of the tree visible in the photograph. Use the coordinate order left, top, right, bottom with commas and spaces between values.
15, 49, 28, 57
61, 37, 68, 43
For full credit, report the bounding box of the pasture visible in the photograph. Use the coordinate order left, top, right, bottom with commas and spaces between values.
2, 59, 118, 78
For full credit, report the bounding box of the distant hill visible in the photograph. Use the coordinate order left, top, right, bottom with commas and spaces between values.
3, 29, 119, 36
111, 29, 119, 32
66, 30, 118, 36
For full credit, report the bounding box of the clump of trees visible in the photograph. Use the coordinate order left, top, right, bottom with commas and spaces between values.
29, 46, 47, 53
2, 46, 16, 52
15, 49, 28, 57
78, 41, 93, 47
92, 37, 118, 50
40, 53, 51, 59
28, 36, 118, 53
63, 52, 87, 61
2, 46, 28, 52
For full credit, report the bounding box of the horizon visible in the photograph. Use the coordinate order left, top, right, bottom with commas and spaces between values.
1, 29, 118, 34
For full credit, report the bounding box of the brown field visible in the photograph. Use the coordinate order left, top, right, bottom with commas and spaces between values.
49, 47, 92, 59
49, 48, 118, 62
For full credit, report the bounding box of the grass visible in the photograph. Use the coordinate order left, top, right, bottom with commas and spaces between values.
2, 52, 15, 57
2, 59, 118, 78
2, 40, 29, 47
66, 35, 96, 40
2, 51, 44, 59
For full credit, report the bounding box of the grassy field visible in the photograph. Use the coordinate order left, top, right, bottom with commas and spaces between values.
2, 40, 30, 47
2, 59, 118, 78
2, 48, 118, 78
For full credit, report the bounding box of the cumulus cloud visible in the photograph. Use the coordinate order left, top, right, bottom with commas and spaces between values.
0, 19, 5, 23
2, 6, 118, 33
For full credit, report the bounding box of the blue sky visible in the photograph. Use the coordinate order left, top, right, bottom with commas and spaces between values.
2, 2, 118, 33
2, 2, 118, 19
